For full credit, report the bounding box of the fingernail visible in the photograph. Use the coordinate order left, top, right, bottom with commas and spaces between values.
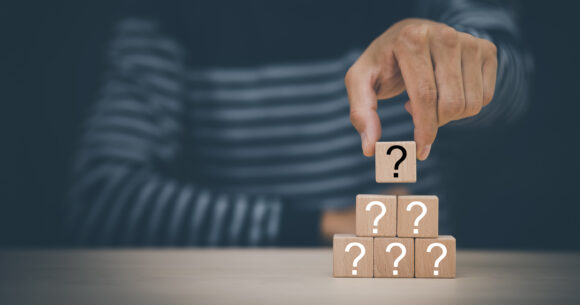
420, 144, 432, 160
360, 132, 367, 153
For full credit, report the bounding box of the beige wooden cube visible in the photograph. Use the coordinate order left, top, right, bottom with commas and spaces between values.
415, 236, 456, 278
356, 194, 396, 237
374, 237, 414, 278
333, 234, 373, 278
397, 195, 438, 238
375, 141, 416, 183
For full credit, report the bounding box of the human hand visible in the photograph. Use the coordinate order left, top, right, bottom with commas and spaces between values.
320, 208, 356, 243
319, 187, 410, 243
345, 18, 497, 160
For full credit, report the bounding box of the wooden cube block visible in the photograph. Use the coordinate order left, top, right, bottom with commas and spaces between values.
356, 194, 397, 237
397, 195, 438, 238
375, 141, 416, 183
333, 234, 373, 278
374, 237, 414, 278
415, 236, 456, 278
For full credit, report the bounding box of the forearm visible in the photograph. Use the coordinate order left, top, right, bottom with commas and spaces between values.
67, 161, 290, 246
65, 17, 321, 246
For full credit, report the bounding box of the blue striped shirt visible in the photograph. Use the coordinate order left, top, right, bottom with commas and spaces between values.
66, 0, 531, 246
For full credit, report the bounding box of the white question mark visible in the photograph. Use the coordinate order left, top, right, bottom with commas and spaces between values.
345, 242, 366, 275
426, 242, 447, 276
386, 242, 407, 276
365, 201, 387, 234
406, 201, 427, 234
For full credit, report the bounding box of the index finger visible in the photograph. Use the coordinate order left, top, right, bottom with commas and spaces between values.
345, 62, 382, 157
393, 26, 439, 160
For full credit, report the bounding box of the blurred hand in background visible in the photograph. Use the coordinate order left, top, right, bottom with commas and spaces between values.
320, 186, 411, 243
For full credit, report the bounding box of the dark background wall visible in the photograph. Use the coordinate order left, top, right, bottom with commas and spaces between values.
2, 1, 579, 249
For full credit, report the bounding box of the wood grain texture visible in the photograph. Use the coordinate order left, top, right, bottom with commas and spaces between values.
374, 237, 414, 278
375, 141, 416, 183
397, 195, 438, 238
356, 194, 396, 237
415, 235, 456, 278
0, 249, 579, 305
333, 234, 373, 277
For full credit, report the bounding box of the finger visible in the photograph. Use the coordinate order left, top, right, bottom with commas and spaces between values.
460, 33, 484, 118
481, 40, 498, 106
430, 26, 465, 126
345, 63, 382, 157
393, 24, 438, 160
404, 100, 413, 116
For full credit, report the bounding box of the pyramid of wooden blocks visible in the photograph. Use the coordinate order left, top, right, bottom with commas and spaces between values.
333, 141, 456, 278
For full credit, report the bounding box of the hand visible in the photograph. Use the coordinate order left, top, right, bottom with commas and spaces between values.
320, 208, 356, 243
319, 187, 410, 243
345, 18, 498, 160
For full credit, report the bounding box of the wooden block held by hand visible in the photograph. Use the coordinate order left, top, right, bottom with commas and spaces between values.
397, 195, 438, 238
375, 141, 416, 183
356, 194, 396, 237
374, 237, 414, 278
415, 235, 456, 278
333, 234, 373, 278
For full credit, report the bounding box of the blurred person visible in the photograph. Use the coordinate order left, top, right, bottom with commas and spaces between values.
66, 0, 531, 246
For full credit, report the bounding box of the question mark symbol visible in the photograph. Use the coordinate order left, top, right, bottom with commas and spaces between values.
386, 242, 407, 276
365, 201, 387, 234
345, 242, 366, 276
386, 145, 407, 178
406, 201, 427, 234
426, 242, 447, 276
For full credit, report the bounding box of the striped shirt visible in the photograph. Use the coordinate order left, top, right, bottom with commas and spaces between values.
66, 0, 531, 246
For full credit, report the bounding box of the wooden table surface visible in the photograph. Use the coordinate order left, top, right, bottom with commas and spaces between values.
0, 249, 578, 305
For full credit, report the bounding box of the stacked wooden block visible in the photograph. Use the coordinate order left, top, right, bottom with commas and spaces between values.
333, 141, 456, 278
